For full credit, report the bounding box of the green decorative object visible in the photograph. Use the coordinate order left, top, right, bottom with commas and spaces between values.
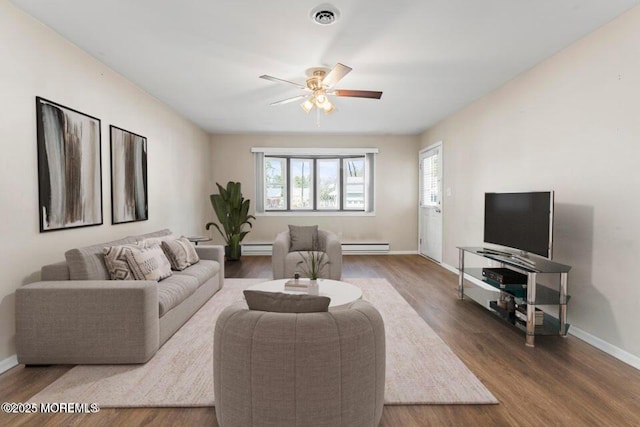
206, 181, 255, 261
296, 250, 329, 280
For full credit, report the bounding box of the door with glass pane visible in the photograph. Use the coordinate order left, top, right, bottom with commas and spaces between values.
419, 143, 443, 263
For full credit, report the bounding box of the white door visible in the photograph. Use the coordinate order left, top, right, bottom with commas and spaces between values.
419, 143, 443, 263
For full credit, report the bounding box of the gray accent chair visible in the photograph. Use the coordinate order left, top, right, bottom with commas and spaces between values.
214, 300, 385, 427
272, 229, 342, 280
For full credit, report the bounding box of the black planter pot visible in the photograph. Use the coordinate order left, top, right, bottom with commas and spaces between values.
225, 244, 242, 261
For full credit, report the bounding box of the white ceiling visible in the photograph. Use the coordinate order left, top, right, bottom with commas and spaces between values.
10, 0, 640, 135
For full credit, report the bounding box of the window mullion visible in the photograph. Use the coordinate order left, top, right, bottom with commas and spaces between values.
286, 158, 291, 211
313, 158, 317, 211
339, 158, 344, 211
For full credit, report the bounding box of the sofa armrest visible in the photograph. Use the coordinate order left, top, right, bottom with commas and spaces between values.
324, 232, 342, 280
195, 245, 225, 289
195, 244, 224, 263
272, 231, 290, 279
16, 280, 159, 365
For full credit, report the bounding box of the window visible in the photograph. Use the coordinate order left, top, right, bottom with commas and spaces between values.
316, 159, 340, 210
343, 158, 365, 210
420, 153, 439, 207
265, 157, 286, 210
253, 148, 376, 214
290, 158, 313, 209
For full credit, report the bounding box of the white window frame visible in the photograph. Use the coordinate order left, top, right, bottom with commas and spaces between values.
263, 156, 287, 211
316, 158, 341, 211
253, 148, 377, 216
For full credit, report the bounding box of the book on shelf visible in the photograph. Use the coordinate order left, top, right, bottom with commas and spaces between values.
515, 304, 544, 325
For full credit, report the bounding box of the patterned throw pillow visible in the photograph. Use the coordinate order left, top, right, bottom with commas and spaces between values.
125, 244, 173, 281
161, 237, 200, 271
104, 243, 145, 280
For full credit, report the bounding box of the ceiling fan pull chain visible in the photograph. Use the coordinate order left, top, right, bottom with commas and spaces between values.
316, 107, 321, 127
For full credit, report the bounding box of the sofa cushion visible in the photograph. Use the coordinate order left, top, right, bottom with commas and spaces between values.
288, 225, 318, 252
41, 261, 70, 281
161, 237, 199, 270
139, 235, 178, 249
104, 243, 145, 280
126, 245, 173, 282
130, 229, 173, 241
65, 236, 137, 280
173, 260, 219, 287
243, 290, 330, 313
157, 274, 199, 317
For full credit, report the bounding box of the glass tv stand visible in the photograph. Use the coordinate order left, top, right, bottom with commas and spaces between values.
457, 247, 571, 347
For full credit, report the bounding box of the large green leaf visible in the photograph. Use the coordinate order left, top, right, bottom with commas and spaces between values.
206, 181, 254, 248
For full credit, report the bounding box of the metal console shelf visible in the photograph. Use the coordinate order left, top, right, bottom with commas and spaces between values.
457, 247, 571, 347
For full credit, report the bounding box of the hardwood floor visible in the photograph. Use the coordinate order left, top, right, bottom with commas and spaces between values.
2, 255, 639, 426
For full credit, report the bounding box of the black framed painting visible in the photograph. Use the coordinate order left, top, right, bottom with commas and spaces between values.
110, 125, 148, 224
36, 96, 103, 232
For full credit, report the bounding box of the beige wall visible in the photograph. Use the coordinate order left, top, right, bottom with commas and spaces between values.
420, 7, 640, 360
0, 1, 211, 363
209, 134, 419, 252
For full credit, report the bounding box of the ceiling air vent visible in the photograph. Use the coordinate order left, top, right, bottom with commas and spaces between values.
311, 4, 340, 25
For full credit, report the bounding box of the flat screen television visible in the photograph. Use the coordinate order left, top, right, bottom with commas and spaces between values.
484, 191, 554, 259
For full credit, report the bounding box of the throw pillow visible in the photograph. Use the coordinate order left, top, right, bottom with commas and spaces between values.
161, 237, 200, 270
104, 243, 145, 280
125, 244, 173, 281
288, 225, 318, 252
243, 290, 330, 313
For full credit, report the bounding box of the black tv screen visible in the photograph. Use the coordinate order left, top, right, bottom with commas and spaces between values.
484, 191, 554, 259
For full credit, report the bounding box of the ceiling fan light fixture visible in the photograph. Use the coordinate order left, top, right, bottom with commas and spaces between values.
322, 102, 336, 115
261, 62, 382, 120
301, 98, 315, 113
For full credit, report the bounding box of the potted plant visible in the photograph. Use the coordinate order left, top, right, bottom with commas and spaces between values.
206, 181, 255, 261
296, 250, 329, 284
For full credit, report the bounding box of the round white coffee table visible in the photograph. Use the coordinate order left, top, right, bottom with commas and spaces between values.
246, 279, 362, 310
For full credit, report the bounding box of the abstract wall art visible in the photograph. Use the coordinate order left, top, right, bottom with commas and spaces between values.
36, 97, 103, 232
110, 125, 148, 224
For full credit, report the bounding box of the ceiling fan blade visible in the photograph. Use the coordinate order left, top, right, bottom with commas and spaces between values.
259, 75, 306, 90
332, 89, 383, 99
269, 95, 308, 106
322, 63, 352, 88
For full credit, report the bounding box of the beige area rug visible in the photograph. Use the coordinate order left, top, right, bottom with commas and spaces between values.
29, 278, 498, 407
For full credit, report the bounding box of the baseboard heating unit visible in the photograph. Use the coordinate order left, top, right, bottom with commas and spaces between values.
341, 242, 390, 254
241, 242, 390, 255
241, 243, 274, 255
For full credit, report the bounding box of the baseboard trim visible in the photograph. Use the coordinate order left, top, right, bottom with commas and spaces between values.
442, 262, 640, 371
441, 262, 458, 275
241, 250, 419, 256
241, 242, 416, 256
570, 326, 640, 370
0, 354, 18, 374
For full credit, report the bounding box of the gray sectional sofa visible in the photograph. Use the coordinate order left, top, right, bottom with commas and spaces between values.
15, 229, 224, 365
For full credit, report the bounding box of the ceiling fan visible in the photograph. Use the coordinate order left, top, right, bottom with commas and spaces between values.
259, 63, 382, 115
